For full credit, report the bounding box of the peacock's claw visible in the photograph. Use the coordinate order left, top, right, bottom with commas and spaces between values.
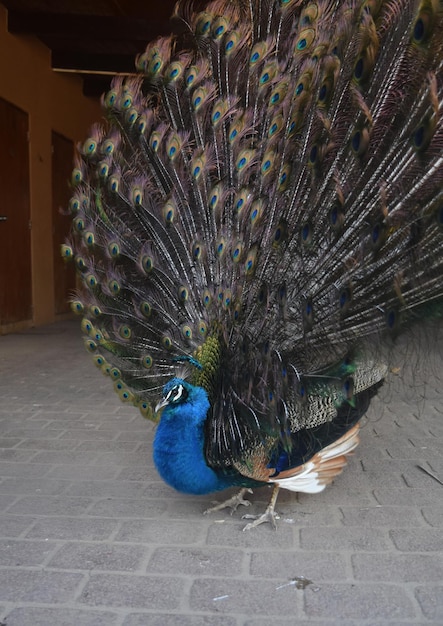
241, 484, 281, 531
203, 487, 253, 515
242, 507, 280, 531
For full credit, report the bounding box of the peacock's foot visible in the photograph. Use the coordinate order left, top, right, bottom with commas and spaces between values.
241, 484, 281, 531
241, 506, 279, 531
203, 487, 253, 515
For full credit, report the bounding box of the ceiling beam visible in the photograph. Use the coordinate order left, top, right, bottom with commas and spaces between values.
52, 50, 137, 73
7, 11, 173, 42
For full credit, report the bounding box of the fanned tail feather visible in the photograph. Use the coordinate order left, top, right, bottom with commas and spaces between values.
66, 0, 443, 466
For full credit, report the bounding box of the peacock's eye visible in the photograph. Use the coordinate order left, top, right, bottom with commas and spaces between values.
165, 384, 188, 404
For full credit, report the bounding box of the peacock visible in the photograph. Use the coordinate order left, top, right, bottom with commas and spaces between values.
63, 0, 443, 530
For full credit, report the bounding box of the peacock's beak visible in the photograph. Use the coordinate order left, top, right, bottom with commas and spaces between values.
154, 397, 169, 415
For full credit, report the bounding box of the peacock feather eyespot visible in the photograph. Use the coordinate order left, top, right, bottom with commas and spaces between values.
351, 127, 370, 156
119, 93, 133, 110
329, 204, 345, 232
71, 168, 83, 186
258, 284, 268, 304
108, 279, 120, 294
110, 367, 122, 380
191, 154, 206, 180
182, 325, 193, 340
268, 114, 283, 138
370, 222, 387, 252
126, 108, 138, 125
203, 289, 212, 307
192, 87, 208, 111
178, 286, 189, 302
166, 133, 182, 161
192, 241, 204, 261
150, 131, 161, 152
137, 116, 147, 134
261, 151, 276, 177
60, 244, 73, 260
75, 256, 87, 271
83, 138, 97, 157
250, 41, 268, 65
140, 254, 154, 274
93, 354, 106, 368
102, 139, 115, 156
212, 17, 228, 39
211, 100, 228, 126
259, 63, 277, 88
84, 231, 95, 247
108, 242, 120, 258
198, 320, 208, 336
294, 28, 316, 54
308, 143, 320, 167
138, 400, 153, 420
245, 247, 258, 276
195, 12, 212, 36
163, 205, 175, 226
216, 236, 226, 257
185, 66, 198, 87
71, 300, 84, 315
165, 61, 184, 82
84, 338, 97, 352
89, 305, 102, 318
119, 325, 131, 340
411, 3, 435, 46
353, 52, 373, 84
109, 175, 119, 192
141, 354, 154, 369
131, 187, 143, 206
209, 183, 222, 210
93, 330, 102, 342
273, 220, 287, 247
225, 30, 240, 55
98, 161, 109, 178
69, 197, 80, 214
162, 335, 173, 349
86, 273, 98, 289
301, 221, 313, 245
104, 90, 117, 108
81, 318, 94, 335
412, 116, 435, 152
232, 240, 244, 263
278, 165, 291, 191
250, 201, 263, 227
139, 301, 152, 318
236, 149, 255, 173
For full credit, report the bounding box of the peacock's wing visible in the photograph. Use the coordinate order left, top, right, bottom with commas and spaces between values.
67, 1, 443, 465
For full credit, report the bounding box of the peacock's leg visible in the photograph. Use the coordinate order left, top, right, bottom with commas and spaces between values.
203, 487, 253, 515
242, 484, 280, 531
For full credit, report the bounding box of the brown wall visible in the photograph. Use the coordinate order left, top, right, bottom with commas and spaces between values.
0, 4, 101, 331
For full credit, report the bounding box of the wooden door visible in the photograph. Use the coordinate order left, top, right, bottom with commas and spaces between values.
52, 131, 76, 314
0, 98, 32, 325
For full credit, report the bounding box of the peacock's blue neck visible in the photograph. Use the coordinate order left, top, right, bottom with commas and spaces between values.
153, 383, 231, 494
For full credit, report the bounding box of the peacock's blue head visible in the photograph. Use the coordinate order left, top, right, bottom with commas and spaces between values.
155, 377, 210, 426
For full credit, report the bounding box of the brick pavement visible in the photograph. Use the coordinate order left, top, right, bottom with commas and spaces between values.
0, 319, 442, 625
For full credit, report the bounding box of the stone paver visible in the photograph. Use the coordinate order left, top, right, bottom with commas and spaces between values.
0, 319, 442, 625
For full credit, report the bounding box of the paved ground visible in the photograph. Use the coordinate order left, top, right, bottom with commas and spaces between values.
0, 319, 442, 626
